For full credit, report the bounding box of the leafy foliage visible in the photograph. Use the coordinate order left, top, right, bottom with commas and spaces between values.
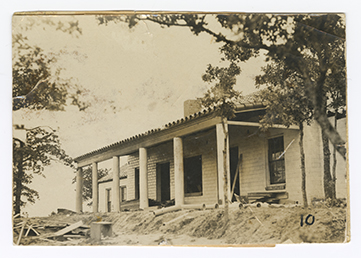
12, 32, 89, 111
99, 13, 346, 159
12, 18, 91, 214
200, 62, 242, 118
13, 127, 73, 213
72, 166, 110, 205
255, 61, 313, 128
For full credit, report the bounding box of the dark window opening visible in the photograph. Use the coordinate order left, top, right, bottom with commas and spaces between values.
184, 155, 202, 196
135, 168, 139, 200
106, 188, 111, 212
156, 162, 171, 202
268, 136, 286, 185
120, 186, 127, 202
230, 147, 241, 199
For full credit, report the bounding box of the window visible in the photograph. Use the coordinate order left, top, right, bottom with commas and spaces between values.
106, 188, 111, 212
184, 155, 202, 196
268, 136, 286, 185
135, 168, 139, 200
120, 186, 127, 202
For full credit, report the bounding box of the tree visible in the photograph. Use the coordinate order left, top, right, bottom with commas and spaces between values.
13, 126, 73, 215
12, 18, 88, 214
72, 166, 110, 206
97, 13, 346, 160
255, 61, 313, 207
199, 62, 242, 220
98, 13, 347, 203
253, 23, 346, 200
12, 33, 89, 111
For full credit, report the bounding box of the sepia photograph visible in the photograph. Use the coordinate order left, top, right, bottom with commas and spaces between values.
11, 11, 349, 247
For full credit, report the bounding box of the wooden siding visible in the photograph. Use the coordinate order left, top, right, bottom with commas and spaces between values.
117, 128, 219, 206
97, 118, 347, 208
125, 153, 140, 201
303, 121, 324, 201
328, 117, 348, 199
98, 178, 128, 212
182, 129, 218, 205
229, 125, 302, 204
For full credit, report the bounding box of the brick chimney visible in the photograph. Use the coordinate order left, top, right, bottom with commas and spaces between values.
184, 99, 202, 117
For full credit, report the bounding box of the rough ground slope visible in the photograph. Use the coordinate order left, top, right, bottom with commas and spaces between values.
15, 205, 348, 246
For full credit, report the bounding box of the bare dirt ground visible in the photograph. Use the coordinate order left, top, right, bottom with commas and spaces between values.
14, 205, 348, 246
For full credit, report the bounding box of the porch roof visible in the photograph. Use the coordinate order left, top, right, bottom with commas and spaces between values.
74, 103, 266, 167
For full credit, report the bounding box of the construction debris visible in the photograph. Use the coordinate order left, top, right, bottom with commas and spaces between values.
229, 202, 243, 209
153, 205, 181, 216
181, 203, 206, 210
16, 218, 27, 245
53, 221, 84, 237
205, 203, 219, 209
162, 212, 190, 226
12, 205, 347, 246
57, 208, 77, 215
247, 191, 288, 204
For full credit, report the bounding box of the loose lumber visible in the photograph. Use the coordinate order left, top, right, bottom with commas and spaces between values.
53, 221, 83, 237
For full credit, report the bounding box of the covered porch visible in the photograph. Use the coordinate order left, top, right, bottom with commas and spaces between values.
74, 108, 299, 213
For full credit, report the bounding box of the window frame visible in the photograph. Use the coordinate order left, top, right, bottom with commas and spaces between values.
267, 136, 286, 187
120, 186, 127, 202
183, 155, 203, 197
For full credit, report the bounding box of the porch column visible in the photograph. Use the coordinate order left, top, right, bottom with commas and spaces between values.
173, 137, 184, 206
92, 162, 98, 213
75, 167, 83, 213
139, 147, 149, 209
216, 122, 231, 205
112, 156, 120, 212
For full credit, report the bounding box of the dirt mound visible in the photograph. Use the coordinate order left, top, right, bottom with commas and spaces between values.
107, 206, 347, 245
14, 205, 348, 246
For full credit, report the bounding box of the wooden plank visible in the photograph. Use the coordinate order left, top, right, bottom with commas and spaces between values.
230, 155, 242, 201
64, 235, 84, 238
53, 221, 83, 237
228, 121, 299, 130
163, 213, 190, 226
248, 193, 273, 197
24, 225, 32, 237
16, 219, 27, 245
32, 227, 40, 236
39, 238, 57, 243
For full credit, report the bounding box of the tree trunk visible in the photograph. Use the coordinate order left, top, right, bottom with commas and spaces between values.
300, 65, 338, 200
14, 141, 24, 216
332, 114, 338, 198
299, 123, 308, 208
221, 119, 229, 222
301, 67, 346, 160
315, 109, 346, 160
322, 130, 336, 200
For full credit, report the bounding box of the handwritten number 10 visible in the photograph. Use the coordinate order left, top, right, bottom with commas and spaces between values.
300, 214, 315, 226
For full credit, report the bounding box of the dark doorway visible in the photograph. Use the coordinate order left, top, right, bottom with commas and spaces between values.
135, 168, 139, 200
230, 147, 241, 199
157, 162, 171, 202
106, 188, 112, 212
